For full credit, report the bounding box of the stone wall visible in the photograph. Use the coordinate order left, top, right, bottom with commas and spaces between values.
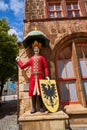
24, 0, 45, 20
24, 19, 87, 49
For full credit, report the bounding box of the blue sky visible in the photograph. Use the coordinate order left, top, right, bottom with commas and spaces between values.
0, 0, 24, 41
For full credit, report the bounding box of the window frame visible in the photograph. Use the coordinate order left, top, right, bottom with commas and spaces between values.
66, 2, 81, 18
47, 1, 63, 18
56, 42, 87, 105
56, 46, 80, 105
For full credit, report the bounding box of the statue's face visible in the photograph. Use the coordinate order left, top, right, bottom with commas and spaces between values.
33, 46, 40, 54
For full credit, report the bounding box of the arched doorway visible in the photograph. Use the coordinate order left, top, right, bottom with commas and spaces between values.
54, 33, 87, 107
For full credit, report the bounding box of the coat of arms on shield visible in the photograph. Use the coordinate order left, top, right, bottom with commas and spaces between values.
39, 80, 59, 113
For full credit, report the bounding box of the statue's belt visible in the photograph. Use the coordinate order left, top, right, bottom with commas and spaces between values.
31, 72, 43, 75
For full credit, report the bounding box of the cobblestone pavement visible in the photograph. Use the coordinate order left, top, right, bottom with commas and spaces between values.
0, 100, 19, 130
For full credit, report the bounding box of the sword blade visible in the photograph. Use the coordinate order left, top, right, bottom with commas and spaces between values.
19, 47, 29, 58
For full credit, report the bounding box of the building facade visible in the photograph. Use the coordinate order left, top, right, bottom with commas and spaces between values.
18, 0, 87, 129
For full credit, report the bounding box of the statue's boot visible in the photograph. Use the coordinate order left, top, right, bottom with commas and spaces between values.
38, 96, 45, 113
31, 96, 36, 114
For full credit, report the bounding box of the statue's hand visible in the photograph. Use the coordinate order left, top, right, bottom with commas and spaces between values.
16, 56, 20, 61
45, 76, 50, 80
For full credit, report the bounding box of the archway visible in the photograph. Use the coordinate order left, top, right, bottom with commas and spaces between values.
53, 32, 87, 106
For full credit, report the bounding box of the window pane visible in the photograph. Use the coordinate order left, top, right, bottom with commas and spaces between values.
49, 5, 54, 11
82, 80, 87, 100
50, 12, 55, 18
69, 81, 78, 101
67, 4, 71, 10
73, 3, 78, 9
56, 4, 60, 10
74, 11, 80, 17
59, 47, 71, 59
60, 81, 77, 102
57, 12, 61, 17
60, 81, 69, 102
76, 45, 87, 58
68, 11, 73, 17
58, 60, 66, 78
65, 60, 74, 77
79, 59, 87, 77
58, 60, 74, 78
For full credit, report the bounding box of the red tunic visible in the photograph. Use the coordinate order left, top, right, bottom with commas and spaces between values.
17, 55, 49, 96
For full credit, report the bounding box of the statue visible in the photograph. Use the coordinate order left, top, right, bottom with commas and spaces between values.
16, 41, 49, 114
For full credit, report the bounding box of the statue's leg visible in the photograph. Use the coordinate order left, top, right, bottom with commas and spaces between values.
31, 96, 36, 114
38, 96, 45, 112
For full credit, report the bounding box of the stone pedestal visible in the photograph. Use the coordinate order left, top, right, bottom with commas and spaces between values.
19, 111, 68, 130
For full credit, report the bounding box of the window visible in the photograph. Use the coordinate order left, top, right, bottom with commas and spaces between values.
66, 2, 80, 17
56, 43, 87, 105
57, 46, 78, 104
46, 0, 86, 18
48, 3, 62, 18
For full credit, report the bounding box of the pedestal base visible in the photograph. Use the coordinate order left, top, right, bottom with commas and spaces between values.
19, 111, 68, 130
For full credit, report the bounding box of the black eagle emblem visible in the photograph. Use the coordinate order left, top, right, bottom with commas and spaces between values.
41, 83, 57, 107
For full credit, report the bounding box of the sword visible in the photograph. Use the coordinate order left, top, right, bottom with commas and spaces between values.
19, 47, 29, 58
16, 47, 29, 61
